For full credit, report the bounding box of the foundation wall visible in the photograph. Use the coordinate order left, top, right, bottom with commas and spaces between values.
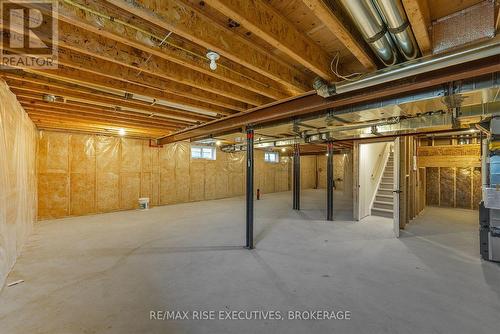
0, 80, 38, 289
417, 144, 481, 210
37, 132, 296, 219
316, 154, 349, 191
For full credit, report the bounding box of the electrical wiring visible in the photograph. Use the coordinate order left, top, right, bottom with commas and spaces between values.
62, 0, 273, 90
330, 51, 365, 82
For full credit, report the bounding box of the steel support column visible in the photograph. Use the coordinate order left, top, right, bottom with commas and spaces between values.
293, 143, 301, 210
246, 127, 254, 249
326, 141, 334, 221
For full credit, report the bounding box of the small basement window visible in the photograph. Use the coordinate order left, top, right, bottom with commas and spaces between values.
264, 151, 279, 163
191, 146, 216, 160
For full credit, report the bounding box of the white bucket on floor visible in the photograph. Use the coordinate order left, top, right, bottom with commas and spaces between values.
138, 197, 150, 210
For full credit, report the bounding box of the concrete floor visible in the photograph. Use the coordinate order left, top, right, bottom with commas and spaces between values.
1, 189, 499, 334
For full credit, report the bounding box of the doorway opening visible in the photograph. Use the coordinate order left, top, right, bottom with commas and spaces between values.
357, 139, 400, 237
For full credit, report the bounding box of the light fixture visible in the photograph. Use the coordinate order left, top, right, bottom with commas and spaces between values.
215, 140, 222, 146
281, 147, 286, 152
118, 128, 126, 136
206, 51, 220, 71
42, 94, 56, 102
325, 153, 329, 157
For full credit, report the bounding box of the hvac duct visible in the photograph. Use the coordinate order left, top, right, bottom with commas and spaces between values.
314, 40, 500, 98
338, 0, 398, 66
374, 0, 419, 60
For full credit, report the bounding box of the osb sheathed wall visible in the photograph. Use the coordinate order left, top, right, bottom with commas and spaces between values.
37, 131, 293, 219
0, 80, 37, 289
317, 154, 350, 191
419, 144, 481, 210
300, 156, 317, 189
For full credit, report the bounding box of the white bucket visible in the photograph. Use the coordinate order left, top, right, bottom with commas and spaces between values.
138, 197, 150, 210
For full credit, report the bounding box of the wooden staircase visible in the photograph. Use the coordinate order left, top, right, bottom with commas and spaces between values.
371, 151, 394, 218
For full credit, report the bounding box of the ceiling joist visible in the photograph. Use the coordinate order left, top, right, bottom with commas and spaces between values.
55, 0, 290, 100
2, 74, 214, 123
19, 99, 187, 128
203, 0, 336, 80
402, 0, 432, 55
104, 0, 313, 93
301, 0, 377, 71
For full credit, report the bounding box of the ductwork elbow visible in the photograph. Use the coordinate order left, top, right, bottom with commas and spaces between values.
374, 0, 420, 60
338, 0, 398, 67
313, 77, 336, 98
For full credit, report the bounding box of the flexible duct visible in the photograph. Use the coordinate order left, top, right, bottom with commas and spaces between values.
374, 0, 419, 60
338, 0, 398, 66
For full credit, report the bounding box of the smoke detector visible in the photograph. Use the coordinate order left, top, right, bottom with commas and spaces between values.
206, 51, 220, 71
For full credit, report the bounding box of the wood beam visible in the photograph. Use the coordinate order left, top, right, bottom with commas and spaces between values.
18, 96, 190, 126
53, 0, 289, 100
301, 0, 377, 71
35, 126, 162, 139
25, 107, 179, 130
33, 119, 167, 137
58, 24, 269, 106
26, 109, 172, 133
8, 67, 225, 118
54, 47, 245, 112
19, 100, 185, 129
203, 0, 335, 80
4, 18, 269, 107
1, 41, 241, 114
17, 94, 193, 127
104, 0, 312, 93
402, 0, 432, 55
5, 80, 206, 124
496, 4, 500, 32
2, 74, 214, 123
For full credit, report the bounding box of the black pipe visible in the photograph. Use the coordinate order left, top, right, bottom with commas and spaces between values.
293, 143, 301, 210
327, 141, 334, 221
246, 127, 254, 249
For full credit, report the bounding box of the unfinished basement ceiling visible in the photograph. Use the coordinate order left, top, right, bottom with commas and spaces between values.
0, 0, 498, 140
212, 78, 499, 149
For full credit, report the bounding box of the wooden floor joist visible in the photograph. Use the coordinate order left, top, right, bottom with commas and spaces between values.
402, 0, 432, 55
55, 0, 291, 100
29, 113, 172, 133
39, 21, 271, 107
301, 0, 377, 70
25, 108, 180, 131
18, 96, 193, 127
19, 100, 187, 129
33, 119, 168, 137
203, 0, 336, 80
3, 76, 215, 123
3, 71, 206, 120
104, 0, 313, 94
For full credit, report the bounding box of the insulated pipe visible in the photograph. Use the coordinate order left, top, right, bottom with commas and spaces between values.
338, 0, 398, 66
374, 0, 419, 60
334, 41, 500, 95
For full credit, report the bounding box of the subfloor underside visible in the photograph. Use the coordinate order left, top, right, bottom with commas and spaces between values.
1, 189, 499, 334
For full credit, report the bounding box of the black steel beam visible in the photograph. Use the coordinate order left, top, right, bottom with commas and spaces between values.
246, 127, 254, 249
326, 141, 334, 221
293, 143, 301, 210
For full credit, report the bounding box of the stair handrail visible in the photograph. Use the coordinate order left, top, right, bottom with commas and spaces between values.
371, 144, 390, 180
